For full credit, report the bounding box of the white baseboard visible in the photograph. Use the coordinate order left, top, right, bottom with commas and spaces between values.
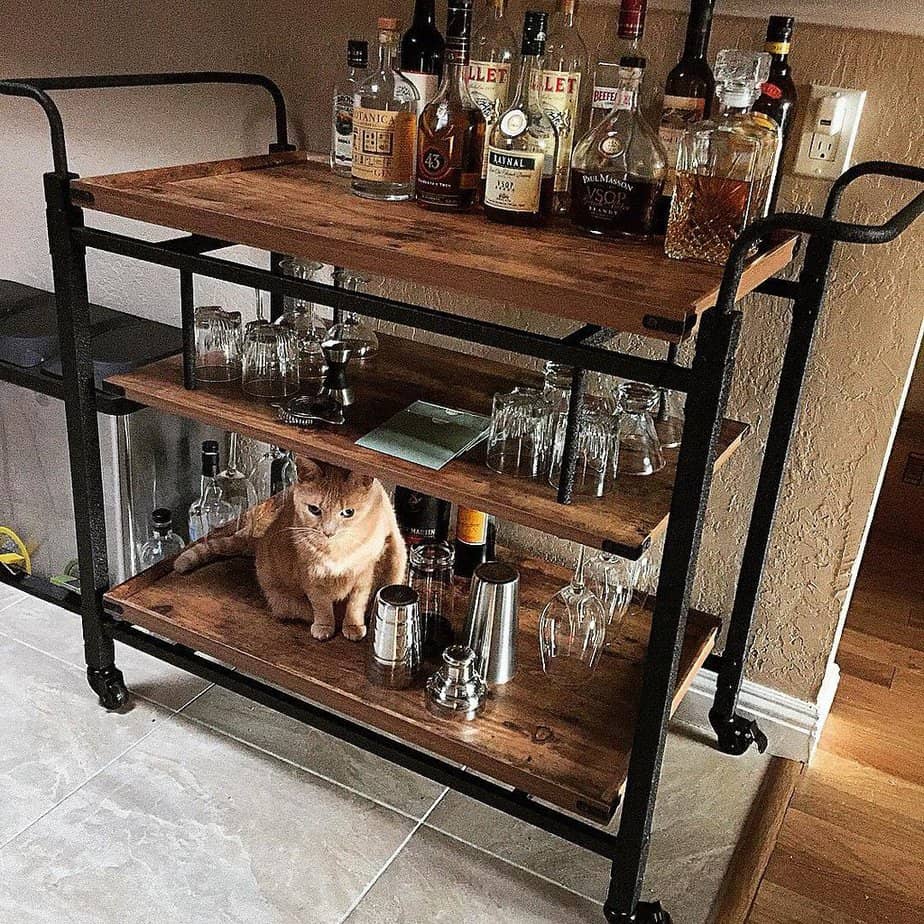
675, 660, 841, 763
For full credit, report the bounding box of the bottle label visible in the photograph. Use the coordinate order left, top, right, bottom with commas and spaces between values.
333, 93, 354, 167
417, 145, 478, 199
765, 40, 790, 55
591, 84, 633, 111
468, 60, 513, 178
658, 95, 706, 193
539, 69, 582, 193
484, 147, 544, 213
456, 508, 488, 545
352, 107, 417, 183
404, 71, 440, 110
571, 171, 659, 231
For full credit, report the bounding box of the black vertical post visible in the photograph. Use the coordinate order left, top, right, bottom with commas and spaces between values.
180, 269, 197, 389
269, 252, 284, 321
332, 265, 345, 326
556, 366, 587, 505
43, 171, 128, 709
605, 307, 741, 923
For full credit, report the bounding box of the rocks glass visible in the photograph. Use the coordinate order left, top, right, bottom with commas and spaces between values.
408, 541, 456, 655
486, 387, 550, 479
194, 305, 242, 384
616, 382, 665, 476
242, 319, 300, 400
548, 396, 617, 497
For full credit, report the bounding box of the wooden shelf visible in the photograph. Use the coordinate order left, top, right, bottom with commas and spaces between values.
105, 551, 719, 821
71, 152, 799, 343
106, 333, 749, 558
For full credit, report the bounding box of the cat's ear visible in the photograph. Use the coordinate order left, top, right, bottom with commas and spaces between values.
348, 471, 374, 492
295, 456, 323, 485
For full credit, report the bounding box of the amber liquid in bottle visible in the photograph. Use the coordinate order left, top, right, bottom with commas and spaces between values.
570, 172, 661, 237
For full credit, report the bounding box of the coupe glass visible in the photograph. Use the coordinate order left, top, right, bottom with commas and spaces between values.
585, 551, 633, 630
538, 546, 607, 684
328, 269, 379, 361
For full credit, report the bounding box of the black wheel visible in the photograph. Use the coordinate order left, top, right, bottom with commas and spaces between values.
709, 709, 769, 755
604, 900, 672, 923
87, 665, 130, 710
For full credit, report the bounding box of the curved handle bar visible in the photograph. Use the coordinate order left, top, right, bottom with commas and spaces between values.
0, 81, 69, 175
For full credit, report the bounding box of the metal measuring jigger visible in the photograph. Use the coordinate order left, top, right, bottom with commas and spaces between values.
320, 337, 356, 406
367, 584, 422, 690
426, 645, 487, 720
463, 561, 519, 685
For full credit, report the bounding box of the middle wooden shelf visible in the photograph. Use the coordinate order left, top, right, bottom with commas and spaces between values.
106, 332, 749, 558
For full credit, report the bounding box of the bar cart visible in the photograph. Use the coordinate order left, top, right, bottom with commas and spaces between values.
1, 72, 921, 923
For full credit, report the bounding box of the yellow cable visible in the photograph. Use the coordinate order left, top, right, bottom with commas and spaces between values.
0, 527, 31, 575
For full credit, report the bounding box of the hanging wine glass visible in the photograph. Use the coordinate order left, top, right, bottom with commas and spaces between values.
216, 431, 258, 526
328, 268, 379, 362
538, 546, 606, 685
278, 259, 328, 385
585, 551, 633, 631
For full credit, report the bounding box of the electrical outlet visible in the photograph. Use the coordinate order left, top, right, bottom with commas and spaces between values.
808, 133, 837, 161
794, 85, 866, 180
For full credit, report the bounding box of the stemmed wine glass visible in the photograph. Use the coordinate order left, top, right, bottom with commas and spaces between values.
216, 431, 258, 526
538, 546, 607, 685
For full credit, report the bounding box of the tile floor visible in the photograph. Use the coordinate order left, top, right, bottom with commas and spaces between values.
0, 582, 773, 923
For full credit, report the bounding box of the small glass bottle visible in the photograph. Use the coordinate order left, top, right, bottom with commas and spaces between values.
665, 49, 778, 265
137, 508, 185, 569
454, 507, 496, 579
188, 441, 236, 542
416, 0, 486, 211
589, 0, 647, 130
216, 432, 258, 525
331, 40, 369, 177
483, 10, 558, 226
570, 55, 666, 240
352, 18, 420, 201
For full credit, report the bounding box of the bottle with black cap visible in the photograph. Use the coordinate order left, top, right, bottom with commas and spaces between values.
138, 508, 186, 569
188, 440, 235, 542
331, 39, 369, 177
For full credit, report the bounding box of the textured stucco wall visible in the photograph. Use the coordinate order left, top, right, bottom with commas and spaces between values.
1, 1, 921, 702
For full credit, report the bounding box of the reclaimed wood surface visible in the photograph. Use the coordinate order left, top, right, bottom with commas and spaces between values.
71, 152, 799, 342
106, 333, 749, 557
105, 549, 719, 821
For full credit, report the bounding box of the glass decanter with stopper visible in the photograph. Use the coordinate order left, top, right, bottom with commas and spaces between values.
664, 49, 779, 265
137, 508, 185, 570
570, 55, 666, 240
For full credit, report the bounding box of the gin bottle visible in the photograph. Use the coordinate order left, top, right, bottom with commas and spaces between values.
137, 508, 185, 569
589, 0, 647, 130
331, 40, 369, 177
188, 440, 235, 542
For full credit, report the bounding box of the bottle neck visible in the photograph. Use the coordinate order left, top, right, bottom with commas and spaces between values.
379, 35, 399, 71
718, 91, 753, 116
489, 0, 507, 20
413, 0, 437, 27
445, 4, 474, 69
617, 0, 646, 43
557, 0, 578, 24
199, 474, 216, 496
615, 70, 642, 111
515, 54, 543, 106
682, 0, 713, 61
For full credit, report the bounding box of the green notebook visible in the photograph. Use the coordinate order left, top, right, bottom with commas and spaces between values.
357, 400, 490, 470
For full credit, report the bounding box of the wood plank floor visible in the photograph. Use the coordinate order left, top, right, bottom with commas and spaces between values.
746, 533, 924, 924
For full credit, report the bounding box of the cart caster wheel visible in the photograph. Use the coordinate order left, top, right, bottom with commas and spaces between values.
87, 666, 130, 711
604, 900, 672, 923
709, 709, 768, 755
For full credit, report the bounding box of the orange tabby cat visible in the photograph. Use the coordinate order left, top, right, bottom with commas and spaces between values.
173, 457, 406, 641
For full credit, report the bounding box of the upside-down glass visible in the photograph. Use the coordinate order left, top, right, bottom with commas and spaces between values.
278, 259, 328, 385
585, 551, 633, 630
486, 387, 550, 479
656, 388, 685, 449
328, 269, 379, 361
194, 305, 242, 383
548, 395, 617, 497
242, 292, 300, 400
408, 541, 456, 655
616, 382, 665, 476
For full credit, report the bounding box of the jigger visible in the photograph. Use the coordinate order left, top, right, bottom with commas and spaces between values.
463, 561, 519, 685
320, 337, 356, 406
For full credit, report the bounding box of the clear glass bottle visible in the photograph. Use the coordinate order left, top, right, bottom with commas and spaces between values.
137, 508, 185, 570
188, 440, 236, 542
417, 0, 486, 211
570, 55, 665, 240
665, 49, 778, 265
352, 18, 420, 201
541, 0, 589, 212
331, 40, 369, 177
589, 0, 647, 130
469, 0, 517, 182
483, 10, 558, 226
216, 432, 258, 525
408, 541, 456, 655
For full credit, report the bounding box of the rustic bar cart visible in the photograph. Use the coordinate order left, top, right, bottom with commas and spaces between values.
1, 72, 921, 923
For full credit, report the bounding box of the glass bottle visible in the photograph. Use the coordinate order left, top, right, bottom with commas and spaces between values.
417, 0, 486, 211
137, 508, 185, 569
327, 269, 379, 362
401, 0, 445, 111
216, 431, 258, 525
753, 16, 798, 214
541, 0, 589, 212
483, 10, 558, 226
654, 0, 716, 232
352, 18, 420, 202
665, 50, 778, 265
188, 440, 236, 542
454, 507, 496, 579
468, 0, 517, 182
331, 40, 369, 177
589, 0, 647, 130
270, 447, 297, 496
570, 55, 666, 240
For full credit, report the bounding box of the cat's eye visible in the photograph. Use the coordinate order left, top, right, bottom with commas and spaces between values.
340, 508, 355, 519
306, 504, 322, 517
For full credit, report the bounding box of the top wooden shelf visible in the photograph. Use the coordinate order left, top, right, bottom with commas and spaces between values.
71, 151, 798, 343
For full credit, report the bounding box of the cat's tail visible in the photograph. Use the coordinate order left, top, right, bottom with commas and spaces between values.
174, 520, 253, 574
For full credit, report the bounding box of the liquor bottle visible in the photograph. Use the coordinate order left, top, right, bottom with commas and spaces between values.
541, 0, 589, 212
331, 40, 369, 177
483, 10, 558, 226
401, 0, 445, 111
188, 440, 236, 542
137, 508, 185, 569
468, 0, 517, 182
753, 16, 797, 213
589, 0, 647, 130
394, 487, 452, 547
417, 0, 486, 210
352, 18, 420, 201
454, 507, 496, 578
655, 0, 716, 231
665, 49, 778, 265
570, 55, 666, 239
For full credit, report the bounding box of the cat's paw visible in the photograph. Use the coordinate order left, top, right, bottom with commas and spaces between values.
342, 623, 367, 642
310, 622, 336, 641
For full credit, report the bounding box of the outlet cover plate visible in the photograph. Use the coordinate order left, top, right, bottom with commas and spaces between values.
794, 84, 867, 179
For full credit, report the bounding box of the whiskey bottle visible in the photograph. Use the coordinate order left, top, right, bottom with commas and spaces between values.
417, 0, 486, 210
454, 507, 496, 579
589, 0, 647, 130
401, 0, 445, 111
483, 10, 558, 226
570, 55, 666, 240
541, 0, 589, 212
352, 18, 420, 201
469, 0, 517, 181
331, 40, 369, 177
753, 16, 798, 213
665, 50, 779, 265
394, 487, 451, 547
188, 441, 235, 542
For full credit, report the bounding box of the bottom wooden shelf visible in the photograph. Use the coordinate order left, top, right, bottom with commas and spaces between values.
104, 553, 719, 822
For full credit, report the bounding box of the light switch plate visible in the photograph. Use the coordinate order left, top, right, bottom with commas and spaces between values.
794, 84, 866, 179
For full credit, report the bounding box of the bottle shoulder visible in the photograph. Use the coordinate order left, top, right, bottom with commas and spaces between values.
356, 69, 419, 108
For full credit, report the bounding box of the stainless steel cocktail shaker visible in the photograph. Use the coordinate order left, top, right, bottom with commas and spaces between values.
462, 561, 519, 685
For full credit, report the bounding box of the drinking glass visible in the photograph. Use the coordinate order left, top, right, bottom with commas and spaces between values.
630, 550, 656, 610
216, 431, 258, 525
538, 546, 607, 684
408, 541, 456, 655
486, 387, 550, 479
278, 259, 328, 384
242, 305, 300, 401
547, 396, 617, 497
328, 268, 379, 361
656, 389, 685, 449
585, 551, 633, 630
616, 382, 665, 476
194, 305, 242, 383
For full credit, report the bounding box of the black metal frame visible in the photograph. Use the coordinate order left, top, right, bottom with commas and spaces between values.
2, 72, 922, 924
